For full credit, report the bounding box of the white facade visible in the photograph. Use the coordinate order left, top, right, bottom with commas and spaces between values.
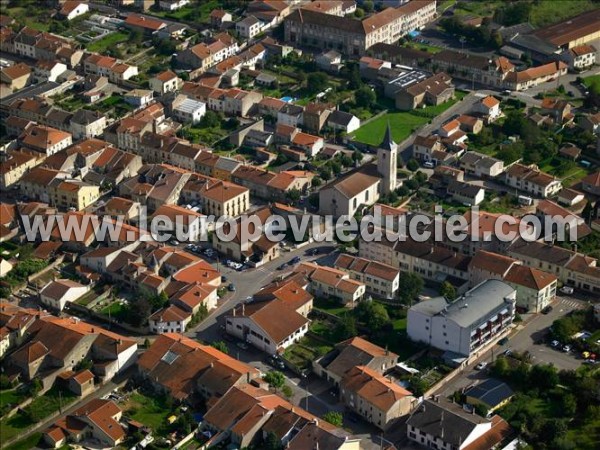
159, 0, 190, 10
173, 98, 207, 124
33, 61, 67, 82
407, 280, 516, 357
225, 315, 308, 355
64, 2, 90, 20
236, 16, 263, 39
39, 281, 90, 311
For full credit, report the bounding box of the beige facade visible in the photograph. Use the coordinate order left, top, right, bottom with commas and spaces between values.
51, 181, 100, 211
0, 150, 43, 190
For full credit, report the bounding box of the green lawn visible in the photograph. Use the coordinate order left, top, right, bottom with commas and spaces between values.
283, 336, 333, 371
583, 74, 600, 92
529, 0, 597, 27
2, 432, 42, 450
125, 392, 174, 433
87, 31, 130, 53
26, 387, 77, 421
313, 297, 351, 316
352, 93, 466, 146
0, 389, 27, 414
149, 0, 219, 23
101, 301, 129, 321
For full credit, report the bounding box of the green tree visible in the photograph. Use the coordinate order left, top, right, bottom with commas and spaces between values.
264, 371, 286, 391
211, 341, 229, 354
200, 110, 221, 128
529, 363, 558, 391
355, 85, 376, 109
322, 411, 343, 427
362, 0, 374, 13
311, 176, 323, 187
406, 158, 419, 172
356, 301, 389, 331
286, 188, 301, 203
397, 272, 424, 305
491, 357, 510, 378
307, 72, 329, 94
264, 431, 283, 450
319, 166, 332, 180
335, 313, 358, 339
354, 7, 365, 18
281, 384, 293, 400
129, 29, 143, 45
439, 282, 457, 300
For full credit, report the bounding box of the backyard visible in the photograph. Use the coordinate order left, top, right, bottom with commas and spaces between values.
352, 92, 467, 146
122, 391, 179, 437
86, 31, 130, 53
0, 387, 77, 442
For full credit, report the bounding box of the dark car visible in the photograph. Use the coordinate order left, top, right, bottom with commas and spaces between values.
307, 248, 319, 256
290, 256, 301, 264
498, 337, 509, 346
542, 305, 553, 315
228, 283, 236, 292
277, 263, 287, 270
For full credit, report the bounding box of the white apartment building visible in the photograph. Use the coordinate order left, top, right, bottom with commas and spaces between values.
407, 280, 516, 358
504, 163, 562, 198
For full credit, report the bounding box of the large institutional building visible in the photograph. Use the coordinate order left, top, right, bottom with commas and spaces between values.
284, 0, 437, 55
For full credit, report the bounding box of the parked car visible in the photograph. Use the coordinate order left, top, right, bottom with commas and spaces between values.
277, 263, 288, 270
542, 305, 553, 314
423, 161, 435, 168
236, 341, 248, 350
498, 337, 509, 346
228, 283, 236, 292
559, 286, 574, 295
475, 362, 488, 370
307, 248, 319, 256
551, 340, 561, 348
563, 344, 571, 353
290, 256, 301, 264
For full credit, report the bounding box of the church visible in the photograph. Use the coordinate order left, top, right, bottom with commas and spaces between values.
319, 123, 398, 218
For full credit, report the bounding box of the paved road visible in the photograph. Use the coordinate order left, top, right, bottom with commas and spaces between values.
431, 295, 588, 401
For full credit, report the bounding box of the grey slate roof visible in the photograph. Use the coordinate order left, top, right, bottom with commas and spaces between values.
465, 378, 514, 409
407, 399, 488, 447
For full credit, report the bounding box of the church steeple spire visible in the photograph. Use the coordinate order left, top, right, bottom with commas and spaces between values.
380, 121, 396, 151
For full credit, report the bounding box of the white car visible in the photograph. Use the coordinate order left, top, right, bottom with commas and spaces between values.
475, 362, 488, 370
559, 286, 574, 295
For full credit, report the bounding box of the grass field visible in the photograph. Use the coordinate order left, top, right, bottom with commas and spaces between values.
352, 93, 466, 146
87, 31, 130, 53
2, 433, 42, 450
583, 74, 600, 92
0, 389, 27, 414
124, 392, 174, 433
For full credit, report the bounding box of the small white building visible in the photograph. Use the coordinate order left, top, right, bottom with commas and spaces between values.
447, 180, 485, 206
39, 279, 90, 311
124, 89, 153, 108
172, 96, 206, 124
59, 1, 90, 21
334, 254, 400, 300
225, 299, 310, 355
236, 15, 263, 39
327, 110, 361, 134
563, 44, 596, 70
149, 70, 182, 95
158, 0, 190, 11
33, 60, 67, 82
473, 95, 502, 122
149, 305, 191, 334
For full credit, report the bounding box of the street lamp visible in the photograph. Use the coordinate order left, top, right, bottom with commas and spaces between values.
302, 372, 309, 412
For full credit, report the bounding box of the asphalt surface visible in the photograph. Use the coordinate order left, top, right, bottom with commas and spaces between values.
432, 295, 589, 401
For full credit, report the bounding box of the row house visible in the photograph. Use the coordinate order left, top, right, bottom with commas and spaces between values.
231, 165, 313, 201
504, 163, 562, 198
181, 175, 250, 217
459, 151, 505, 178
294, 262, 366, 306
0, 150, 44, 190
176, 33, 239, 71
334, 253, 400, 300
508, 239, 600, 295
469, 250, 557, 313
12, 26, 83, 68
284, 0, 436, 56
83, 53, 138, 83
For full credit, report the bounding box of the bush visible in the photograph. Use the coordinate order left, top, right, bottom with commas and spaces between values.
322, 411, 343, 427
